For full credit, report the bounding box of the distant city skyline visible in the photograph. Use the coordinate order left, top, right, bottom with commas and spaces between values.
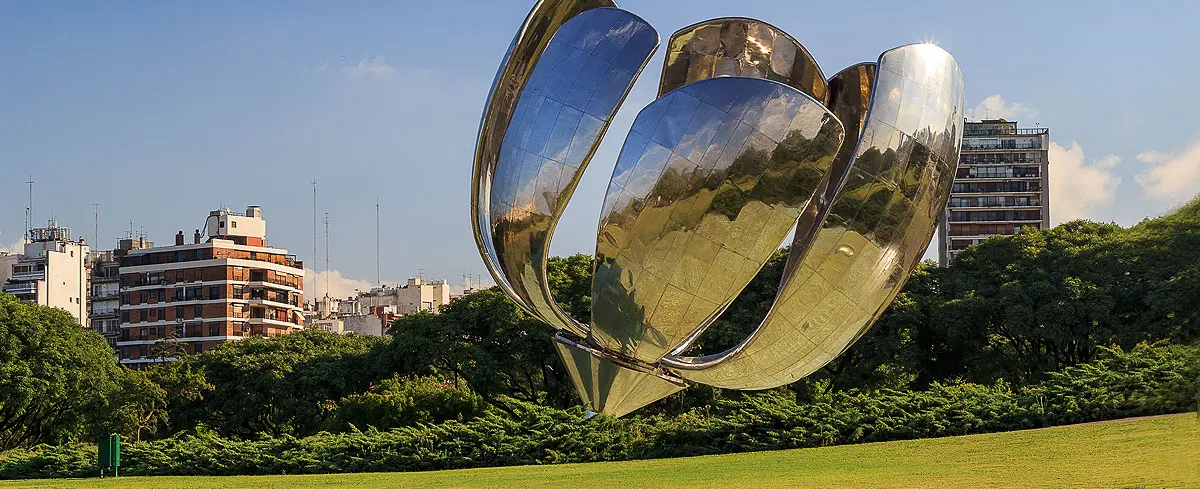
3, 1, 1199, 300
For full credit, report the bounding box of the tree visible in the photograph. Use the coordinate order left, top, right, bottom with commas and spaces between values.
386, 289, 576, 409
180, 330, 388, 437
0, 293, 151, 449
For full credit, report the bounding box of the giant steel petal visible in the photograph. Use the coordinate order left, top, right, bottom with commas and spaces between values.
589, 76, 845, 365
663, 44, 965, 389
472, 2, 659, 336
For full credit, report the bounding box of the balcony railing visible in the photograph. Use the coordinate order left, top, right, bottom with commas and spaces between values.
4, 282, 38, 295
963, 127, 1048, 136
962, 142, 1043, 151
11, 271, 46, 281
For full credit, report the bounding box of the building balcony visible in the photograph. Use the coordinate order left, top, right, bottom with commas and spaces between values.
963, 127, 1048, 137
947, 205, 1042, 211
947, 219, 1044, 225
247, 280, 301, 292
960, 143, 1043, 152
11, 271, 46, 281
3, 282, 38, 295
954, 175, 1042, 180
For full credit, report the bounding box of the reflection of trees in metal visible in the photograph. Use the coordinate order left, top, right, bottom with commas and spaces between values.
473, 0, 965, 416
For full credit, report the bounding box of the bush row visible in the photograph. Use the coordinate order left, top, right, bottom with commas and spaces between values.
2, 343, 1195, 479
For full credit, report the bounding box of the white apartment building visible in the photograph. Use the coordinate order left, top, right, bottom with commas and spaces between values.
357, 278, 450, 315
3, 222, 89, 324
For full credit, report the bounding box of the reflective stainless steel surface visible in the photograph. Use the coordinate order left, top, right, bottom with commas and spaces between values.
658, 18, 828, 104
664, 44, 964, 389
554, 335, 686, 418
473, 2, 658, 336
590, 76, 844, 364
475, 4, 965, 416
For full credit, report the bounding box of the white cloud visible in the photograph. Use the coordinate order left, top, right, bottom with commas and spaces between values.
1135, 137, 1200, 203
344, 56, 394, 76
1047, 141, 1122, 224
0, 233, 22, 254
965, 94, 1038, 122
304, 268, 371, 301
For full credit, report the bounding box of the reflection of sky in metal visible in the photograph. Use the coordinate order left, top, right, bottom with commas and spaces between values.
590, 76, 843, 364
479, 6, 657, 337
667, 43, 964, 389
474, 1, 965, 416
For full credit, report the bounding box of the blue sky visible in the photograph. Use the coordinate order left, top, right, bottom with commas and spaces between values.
3, 1, 1199, 298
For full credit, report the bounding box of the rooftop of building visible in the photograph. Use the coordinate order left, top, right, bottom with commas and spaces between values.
964, 118, 1048, 137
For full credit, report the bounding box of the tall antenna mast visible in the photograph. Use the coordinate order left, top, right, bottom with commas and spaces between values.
375, 198, 381, 287
24, 175, 34, 244
323, 212, 330, 298
92, 204, 100, 247
311, 180, 318, 276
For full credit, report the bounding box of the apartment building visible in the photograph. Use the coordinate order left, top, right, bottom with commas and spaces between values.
939, 119, 1051, 265
356, 278, 451, 315
116, 206, 305, 365
3, 222, 89, 324
88, 237, 153, 352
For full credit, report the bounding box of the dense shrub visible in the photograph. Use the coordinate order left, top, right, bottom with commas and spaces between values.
321, 375, 490, 432
3, 343, 1194, 479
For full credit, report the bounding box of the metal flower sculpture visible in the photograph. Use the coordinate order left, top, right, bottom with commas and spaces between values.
472, 0, 965, 417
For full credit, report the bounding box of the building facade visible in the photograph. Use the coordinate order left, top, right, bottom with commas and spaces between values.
939, 119, 1050, 265
88, 237, 153, 353
3, 222, 89, 324
356, 278, 451, 315
116, 206, 305, 365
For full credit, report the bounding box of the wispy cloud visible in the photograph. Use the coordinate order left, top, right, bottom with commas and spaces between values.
965, 94, 1038, 121
1047, 142, 1122, 223
304, 268, 372, 300
1135, 136, 1200, 204
306, 55, 429, 79
1, 239, 22, 254
345, 55, 394, 76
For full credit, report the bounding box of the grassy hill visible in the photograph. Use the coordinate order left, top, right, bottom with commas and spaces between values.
2, 413, 1195, 489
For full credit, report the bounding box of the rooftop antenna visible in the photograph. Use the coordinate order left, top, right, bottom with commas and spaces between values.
24, 175, 34, 244
323, 212, 330, 298
375, 198, 381, 287
311, 180, 318, 278
92, 204, 100, 247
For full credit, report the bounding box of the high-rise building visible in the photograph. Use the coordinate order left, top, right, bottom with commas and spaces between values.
115, 206, 305, 365
88, 237, 153, 354
3, 222, 89, 324
939, 119, 1050, 265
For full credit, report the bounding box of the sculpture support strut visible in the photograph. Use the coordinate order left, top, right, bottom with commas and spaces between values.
474, 1, 965, 416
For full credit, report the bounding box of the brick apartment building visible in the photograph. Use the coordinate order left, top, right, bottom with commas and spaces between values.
116, 206, 304, 365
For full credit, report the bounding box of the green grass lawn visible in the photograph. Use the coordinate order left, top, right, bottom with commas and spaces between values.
3, 413, 1196, 489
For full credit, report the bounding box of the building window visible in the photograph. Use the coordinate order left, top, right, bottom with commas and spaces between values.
139, 310, 147, 322
209, 324, 220, 337
176, 305, 184, 319
195, 305, 203, 318
209, 286, 221, 299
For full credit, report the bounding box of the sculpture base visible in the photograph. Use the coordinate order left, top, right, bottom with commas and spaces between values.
553, 335, 687, 418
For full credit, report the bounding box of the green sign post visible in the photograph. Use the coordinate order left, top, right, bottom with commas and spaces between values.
97, 434, 120, 477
